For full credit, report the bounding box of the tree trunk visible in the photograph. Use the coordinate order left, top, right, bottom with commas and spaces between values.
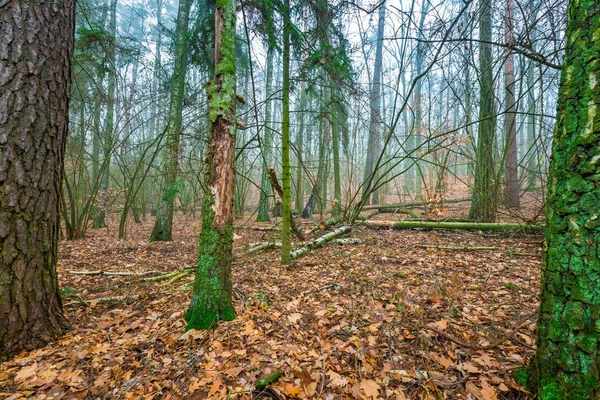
301, 90, 330, 219
503, 0, 520, 209
469, 0, 497, 222
407, 1, 429, 200
257, 46, 275, 222
150, 0, 192, 242
331, 88, 342, 216
280, 0, 292, 265
185, 0, 236, 330
362, 1, 385, 206
267, 168, 305, 241
295, 85, 307, 213
0, 0, 74, 359
95, 0, 118, 229
532, 1, 600, 398
525, 1, 538, 192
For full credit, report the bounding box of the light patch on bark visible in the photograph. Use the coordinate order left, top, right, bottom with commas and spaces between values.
590, 71, 597, 90
583, 99, 596, 139
210, 185, 220, 221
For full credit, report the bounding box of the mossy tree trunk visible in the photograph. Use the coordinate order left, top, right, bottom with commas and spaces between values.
281, 0, 292, 265
0, 0, 74, 359
149, 0, 192, 242
185, 0, 236, 330
532, 1, 600, 398
469, 0, 497, 222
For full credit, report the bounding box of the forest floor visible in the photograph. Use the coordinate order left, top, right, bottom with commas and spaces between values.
0, 197, 544, 400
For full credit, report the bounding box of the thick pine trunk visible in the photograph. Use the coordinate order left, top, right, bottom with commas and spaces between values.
469, 0, 497, 222
0, 0, 74, 359
532, 1, 600, 398
185, 0, 236, 330
150, 0, 192, 242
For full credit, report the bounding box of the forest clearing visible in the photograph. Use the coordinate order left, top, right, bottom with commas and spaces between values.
1, 0, 599, 398
1, 198, 543, 399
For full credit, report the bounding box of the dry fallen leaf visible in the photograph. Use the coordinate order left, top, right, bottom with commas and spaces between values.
14, 363, 37, 383
360, 379, 380, 399
480, 378, 498, 400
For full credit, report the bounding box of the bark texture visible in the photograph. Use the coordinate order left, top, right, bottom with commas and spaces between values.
185, 0, 236, 330
469, 0, 497, 222
0, 0, 74, 359
280, 0, 292, 264
533, 1, 600, 398
503, 0, 520, 209
362, 1, 385, 206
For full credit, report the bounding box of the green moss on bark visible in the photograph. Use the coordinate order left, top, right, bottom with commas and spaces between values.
532, 0, 600, 398
185, 0, 236, 331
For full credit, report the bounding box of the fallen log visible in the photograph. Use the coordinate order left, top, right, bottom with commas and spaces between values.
361, 197, 471, 211
243, 241, 282, 255
363, 220, 543, 234
267, 167, 306, 241
332, 238, 363, 245
291, 226, 351, 259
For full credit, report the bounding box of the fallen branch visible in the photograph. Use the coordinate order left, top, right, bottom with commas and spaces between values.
267, 167, 305, 241
363, 220, 543, 234
291, 226, 351, 260
164, 270, 190, 285
64, 294, 141, 308
68, 270, 161, 276
243, 241, 282, 256
254, 370, 283, 389
416, 245, 498, 251
332, 238, 363, 245
142, 271, 181, 282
